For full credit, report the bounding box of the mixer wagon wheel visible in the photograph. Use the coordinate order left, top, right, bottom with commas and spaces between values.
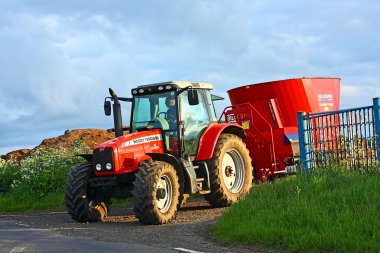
65, 163, 110, 222
205, 134, 253, 207
132, 160, 180, 225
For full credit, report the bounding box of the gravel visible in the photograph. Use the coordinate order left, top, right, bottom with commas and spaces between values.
0, 196, 269, 253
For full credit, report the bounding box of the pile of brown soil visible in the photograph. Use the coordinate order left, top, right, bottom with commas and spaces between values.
1, 129, 117, 161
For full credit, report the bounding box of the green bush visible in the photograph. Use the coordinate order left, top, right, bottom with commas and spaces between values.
0, 159, 21, 193
0, 143, 88, 212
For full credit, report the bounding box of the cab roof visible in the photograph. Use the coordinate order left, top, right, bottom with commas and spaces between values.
137, 81, 214, 90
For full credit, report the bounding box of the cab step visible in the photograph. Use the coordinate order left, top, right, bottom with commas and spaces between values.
199, 190, 211, 194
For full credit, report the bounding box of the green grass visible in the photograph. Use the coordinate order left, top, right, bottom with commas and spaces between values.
0, 191, 65, 213
213, 169, 380, 253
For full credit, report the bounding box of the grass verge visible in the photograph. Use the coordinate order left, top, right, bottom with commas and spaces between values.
0, 191, 65, 213
213, 169, 380, 253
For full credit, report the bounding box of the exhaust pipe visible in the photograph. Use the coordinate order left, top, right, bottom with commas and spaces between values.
109, 88, 123, 138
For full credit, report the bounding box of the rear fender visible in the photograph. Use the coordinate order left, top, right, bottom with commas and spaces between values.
147, 153, 196, 194
195, 123, 246, 161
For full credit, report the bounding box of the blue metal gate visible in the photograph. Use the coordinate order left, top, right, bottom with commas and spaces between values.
297, 98, 380, 170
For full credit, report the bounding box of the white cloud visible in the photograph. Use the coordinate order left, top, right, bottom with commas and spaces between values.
0, 0, 380, 154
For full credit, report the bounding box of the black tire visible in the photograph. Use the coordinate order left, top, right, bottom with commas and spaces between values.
132, 160, 179, 225
178, 194, 189, 208
64, 163, 109, 222
205, 134, 253, 207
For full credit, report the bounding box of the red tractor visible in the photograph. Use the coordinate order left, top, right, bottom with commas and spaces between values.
65, 81, 253, 224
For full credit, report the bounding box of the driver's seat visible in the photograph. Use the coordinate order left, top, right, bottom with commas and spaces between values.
152, 117, 171, 151
152, 117, 169, 131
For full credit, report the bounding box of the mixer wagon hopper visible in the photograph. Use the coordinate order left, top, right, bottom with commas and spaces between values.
222, 77, 340, 181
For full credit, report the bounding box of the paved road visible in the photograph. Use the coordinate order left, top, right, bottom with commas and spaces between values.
0, 221, 177, 253
0, 197, 265, 253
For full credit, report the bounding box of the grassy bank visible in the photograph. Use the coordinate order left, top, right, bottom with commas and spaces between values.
213, 169, 380, 253
0, 147, 86, 213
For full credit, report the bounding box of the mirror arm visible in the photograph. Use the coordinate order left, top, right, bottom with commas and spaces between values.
178, 85, 192, 95
105, 96, 132, 102
118, 97, 133, 102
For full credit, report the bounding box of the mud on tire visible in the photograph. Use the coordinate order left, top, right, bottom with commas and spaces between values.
132, 160, 180, 225
64, 163, 109, 222
205, 134, 253, 207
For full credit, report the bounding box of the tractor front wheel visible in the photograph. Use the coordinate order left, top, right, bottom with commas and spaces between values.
132, 160, 180, 225
205, 134, 253, 207
65, 163, 109, 222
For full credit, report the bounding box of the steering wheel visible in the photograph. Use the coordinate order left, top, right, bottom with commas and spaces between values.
158, 112, 167, 118
158, 112, 176, 121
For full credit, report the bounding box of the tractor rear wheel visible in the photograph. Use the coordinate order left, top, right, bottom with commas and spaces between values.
132, 160, 180, 224
205, 134, 252, 207
65, 163, 109, 222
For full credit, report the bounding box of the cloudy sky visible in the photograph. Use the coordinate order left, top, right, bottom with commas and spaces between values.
1, 0, 380, 154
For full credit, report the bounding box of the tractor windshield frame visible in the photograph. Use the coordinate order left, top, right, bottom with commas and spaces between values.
129, 84, 217, 157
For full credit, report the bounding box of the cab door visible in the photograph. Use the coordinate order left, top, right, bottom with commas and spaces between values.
179, 90, 213, 156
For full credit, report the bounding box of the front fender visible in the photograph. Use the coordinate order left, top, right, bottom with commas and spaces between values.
76, 154, 93, 162
195, 123, 246, 161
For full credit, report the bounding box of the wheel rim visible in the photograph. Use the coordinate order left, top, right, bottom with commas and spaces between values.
156, 175, 173, 213
222, 148, 245, 193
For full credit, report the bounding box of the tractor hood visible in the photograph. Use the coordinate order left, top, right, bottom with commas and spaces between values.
93, 129, 165, 175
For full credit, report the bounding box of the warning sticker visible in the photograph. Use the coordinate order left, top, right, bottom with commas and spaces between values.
242, 121, 250, 130
121, 134, 162, 148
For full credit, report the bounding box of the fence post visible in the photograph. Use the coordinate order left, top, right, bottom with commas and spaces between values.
297, 112, 309, 171
373, 97, 380, 161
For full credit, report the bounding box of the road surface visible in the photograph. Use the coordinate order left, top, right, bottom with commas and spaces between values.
0, 196, 266, 253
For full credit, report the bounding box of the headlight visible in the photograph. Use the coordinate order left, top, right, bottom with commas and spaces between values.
95, 164, 102, 171
139, 89, 144, 93
106, 163, 112, 170
132, 90, 138, 94
158, 86, 164, 91
165, 85, 172, 90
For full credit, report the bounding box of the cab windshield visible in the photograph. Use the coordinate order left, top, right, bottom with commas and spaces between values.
131, 91, 179, 153
131, 91, 178, 132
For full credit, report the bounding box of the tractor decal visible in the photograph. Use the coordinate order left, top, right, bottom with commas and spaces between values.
121, 134, 162, 148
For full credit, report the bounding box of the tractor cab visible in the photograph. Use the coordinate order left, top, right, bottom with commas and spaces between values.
124, 81, 219, 157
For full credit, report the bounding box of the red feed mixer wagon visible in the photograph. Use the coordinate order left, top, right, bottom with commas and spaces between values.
64, 77, 340, 225
224, 77, 340, 181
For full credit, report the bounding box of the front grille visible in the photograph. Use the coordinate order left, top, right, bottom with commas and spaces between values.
93, 147, 115, 172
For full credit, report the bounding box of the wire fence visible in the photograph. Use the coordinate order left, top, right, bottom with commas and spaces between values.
297, 98, 380, 171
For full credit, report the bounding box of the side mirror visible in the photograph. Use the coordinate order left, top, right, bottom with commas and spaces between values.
188, 89, 199, 105
211, 94, 225, 101
104, 100, 111, 116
